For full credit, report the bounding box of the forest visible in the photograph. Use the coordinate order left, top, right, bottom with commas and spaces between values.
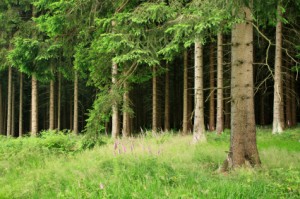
0, 0, 300, 198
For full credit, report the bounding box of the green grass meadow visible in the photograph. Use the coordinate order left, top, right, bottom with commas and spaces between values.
0, 128, 299, 198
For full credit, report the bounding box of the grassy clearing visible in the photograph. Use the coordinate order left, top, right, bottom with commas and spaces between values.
0, 128, 299, 198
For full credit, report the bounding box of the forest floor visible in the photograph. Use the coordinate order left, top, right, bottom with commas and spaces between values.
0, 128, 299, 198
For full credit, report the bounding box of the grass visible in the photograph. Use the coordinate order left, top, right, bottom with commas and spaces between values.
0, 128, 299, 198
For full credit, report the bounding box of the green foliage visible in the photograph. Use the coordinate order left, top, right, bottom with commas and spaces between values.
0, 128, 299, 198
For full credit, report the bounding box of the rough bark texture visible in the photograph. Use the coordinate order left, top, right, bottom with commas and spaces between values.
19, 73, 23, 137
216, 33, 224, 134
193, 42, 206, 142
57, 73, 61, 130
31, 75, 38, 136
49, 78, 55, 130
7, 66, 12, 136
223, 6, 260, 169
152, 66, 157, 133
111, 61, 119, 138
272, 3, 284, 134
183, 50, 189, 135
122, 81, 130, 137
73, 71, 79, 135
164, 64, 170, 131
209, 44, 215, 131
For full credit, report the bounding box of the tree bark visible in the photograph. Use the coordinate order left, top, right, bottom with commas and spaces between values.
19, 73, 23, 137
164, 63, 170, 131
49, 72, 55, 130
73, 71, 79, 134
12, 83, 15, 136
152, 66, 157, 133
209, 43, 215, 131
216, 33, 224, 134
7, 66, 12, 136
57, 72, 61, 130
193, 42, 206, 142
272, 2, 284, 134
122, 80, 130, 137
111, 61, 119, 138
31, 75, 38, 136
183, 50, 189, 135
223, 6, 260, 169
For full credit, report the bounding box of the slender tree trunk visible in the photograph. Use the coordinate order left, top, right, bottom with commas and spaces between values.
183, 50, 189, 135
193, 41, 206, 142
12, 83, 15, 136
70, 95, 73, 130
73, 71, 79, 134
19, 73, 23, 137
209, 44, 215, 131
216, 33, 224, 134
49, 72, 55, 130
7, 66, 12, 136
164, 63, 170, 131
272, 2, 284, 134
31, 75, 38, 136
122, 80, 130, 137
57, 73, 61, 130
0, 83, 3, 134
223, 6, 260, 170
152, 66, 157, 133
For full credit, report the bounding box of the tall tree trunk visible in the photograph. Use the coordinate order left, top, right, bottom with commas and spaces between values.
193, 41, 206, 142
7, 66, 12, 136
0, 82, 3, 134
73, 71, 79, 134
223, 6, 260, 170
49, 72, 55, 130
122, 81, 130, 137
183, 50, 189, 135
152, 66, 157, 133
12, 83, 15, 136
70, 95, 73, 130
216, 33, 224, 134
164, 64, 170, 131
57, 72, 61, 130
209, 43, 215, 131
19, 73, 23, 137
272, 2, 284, 134
111, 61, 119, 138
31, 75, 38, 136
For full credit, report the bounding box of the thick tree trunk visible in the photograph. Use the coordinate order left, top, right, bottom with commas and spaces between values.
0, 83, 3, 134
111, 61, 119, 138
216, 33, 224, 134
272, 3, 284, 134
209, 44, 215, 131
152, 66, 157, 133
31, 75, 38, 136
7, 66, 12, 136
122, 81, 130, 137
193, 42, 206, 142
49, 77, 55, 130
223, 6, 260, 170
19, 73, 23, 137
183, 50, 189, 135
57, 73, 61, 130
73, 71, 79, 134
164, 64, 170, 131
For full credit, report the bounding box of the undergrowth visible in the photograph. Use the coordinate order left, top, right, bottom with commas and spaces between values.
0, 128, 299, 198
